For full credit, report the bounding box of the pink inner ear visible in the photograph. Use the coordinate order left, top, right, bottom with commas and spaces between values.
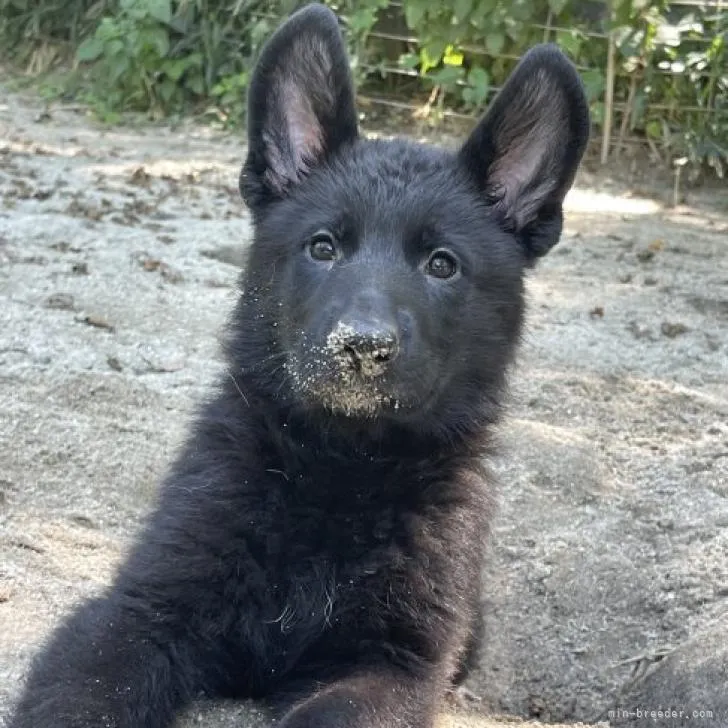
262, 35, 333, 195
492, 143, 550, 220
262, 80, 325, 194
284, 81, 325, 173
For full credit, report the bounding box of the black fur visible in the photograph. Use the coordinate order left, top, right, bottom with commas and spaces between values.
10, 5, 589, 727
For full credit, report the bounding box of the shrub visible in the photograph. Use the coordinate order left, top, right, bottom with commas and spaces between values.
0, 0, 725, 176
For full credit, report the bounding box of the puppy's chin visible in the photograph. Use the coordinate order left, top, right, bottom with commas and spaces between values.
292, 376, 409, 420
318, 389, 408, 419
283, 354, 425, 420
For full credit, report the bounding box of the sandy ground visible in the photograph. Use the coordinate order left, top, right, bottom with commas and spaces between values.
0, 87, 726, 728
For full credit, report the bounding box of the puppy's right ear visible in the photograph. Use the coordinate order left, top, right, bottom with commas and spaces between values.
240, 4, 358, 214
459, 45, 589, 259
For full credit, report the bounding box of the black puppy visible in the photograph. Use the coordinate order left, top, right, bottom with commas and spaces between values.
11, 5, 588, 727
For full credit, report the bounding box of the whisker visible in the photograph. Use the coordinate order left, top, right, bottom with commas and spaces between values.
227, 372, 249, 407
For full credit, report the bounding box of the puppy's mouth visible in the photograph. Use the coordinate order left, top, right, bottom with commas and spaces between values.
284, 349, 409, 418
317, 386, 403, 418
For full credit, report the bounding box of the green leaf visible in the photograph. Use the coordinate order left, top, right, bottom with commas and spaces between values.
186, 73, 204, 95
187, 52, 203, 68
645, 119, 662, 139
348, 8, 377, 34
429, 66, 464, 89
443, 46, 464, 67
453, 0, 473, 22
109, 55, 131, 83
163, 58, 189, 81
404, 0, 427, 29
467, 66, 490, 103
158, 78, 177, 103
470, 0, 498, 27
419, 45, 443, 74
556, 30, 583, 57
505, 19, 524, 41
399, 53, 419, 70
122, 0, 149, 21
95, 17, 121, 42
148, 0, 172, 25
580, 68, 605, 102
141, 27, 170, 58
76, 37, 104, 62
422, 40, 446, 69
485, 32, 505, 55
461, 88, 477, 105
250, 19, 271, 48
106, 39, 125, 57
509, 1, 534, 22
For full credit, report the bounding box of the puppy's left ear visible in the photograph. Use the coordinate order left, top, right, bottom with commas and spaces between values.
241, 4, 358, 214
459, 45, 589, 258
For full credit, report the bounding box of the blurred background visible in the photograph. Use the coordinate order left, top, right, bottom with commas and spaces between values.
0, 0, 726, 184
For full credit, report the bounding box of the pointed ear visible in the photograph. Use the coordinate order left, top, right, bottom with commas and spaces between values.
459, 45, 590, 258
240, 4, 358, 213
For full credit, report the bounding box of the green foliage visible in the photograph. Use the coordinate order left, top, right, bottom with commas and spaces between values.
0, 0, 111, 48
0, 0, 725, 176
387, 0, 726, 176
0, 0, 114, 71
0, 0, 285, 120
74, 0, 205, 115
70, 0, 282, 120
607, 0, 727, 177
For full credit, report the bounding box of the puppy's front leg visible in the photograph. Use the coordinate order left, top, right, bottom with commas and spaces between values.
10, 594, 206, 728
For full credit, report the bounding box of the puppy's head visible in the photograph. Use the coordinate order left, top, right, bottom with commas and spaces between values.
234, 4, 589, 436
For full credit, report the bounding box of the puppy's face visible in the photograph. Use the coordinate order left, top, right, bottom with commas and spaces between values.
249, 141, 524, 425
237, 4, 589, 432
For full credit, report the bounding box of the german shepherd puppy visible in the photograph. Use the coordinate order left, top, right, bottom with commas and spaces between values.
11, 4, 588, 727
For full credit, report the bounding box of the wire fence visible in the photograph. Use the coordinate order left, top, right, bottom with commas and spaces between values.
351, 0, 727, 169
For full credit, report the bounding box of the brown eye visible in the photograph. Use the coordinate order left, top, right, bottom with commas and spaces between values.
308, 230, 337, 262
425, 250, 458, 279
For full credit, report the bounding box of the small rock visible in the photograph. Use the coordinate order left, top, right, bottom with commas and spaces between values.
628, 320, 654, 340
141, 258, 161, 272
129, 166, 151, 187
160, 264, 184, 284
45, 293, 75, 310
78, 315, 115, 332
661, 321, 688, 338
107, 356, 123, 372
70, 514, 98, 529
49, 241, 80, 253
636, 249, 655, 263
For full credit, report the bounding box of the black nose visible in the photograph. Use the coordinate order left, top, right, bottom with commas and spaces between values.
329, 320, 399, 377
